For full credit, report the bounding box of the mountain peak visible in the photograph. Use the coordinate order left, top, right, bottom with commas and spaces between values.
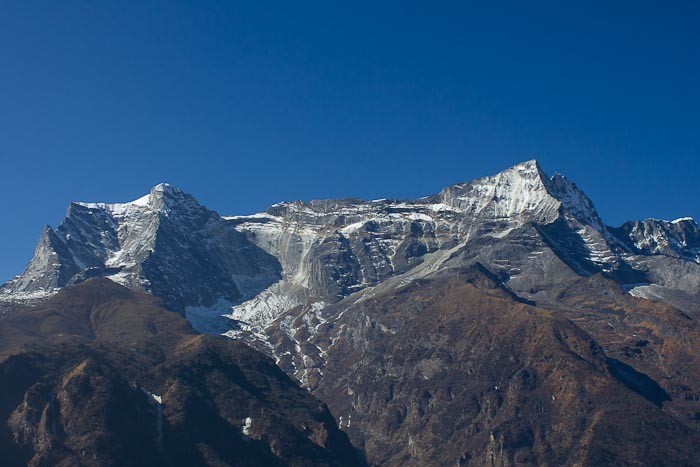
150, 182, 181, 195
493, 159, 548, 184
437, 159, 562, 226
70, 183, 196, 217
147, 182, 195, 213
547, 171, 605, 231
611, 216, 700, 262
510, 158, 543, 171
2, 178, 281, 310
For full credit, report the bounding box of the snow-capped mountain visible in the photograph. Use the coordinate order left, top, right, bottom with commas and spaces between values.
3, 160, 699, 334
221, 160, 621, 330
611, 217, 700, 262
1, 183, 281, 311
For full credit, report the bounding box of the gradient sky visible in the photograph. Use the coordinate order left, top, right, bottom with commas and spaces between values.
1, 1, 699, 282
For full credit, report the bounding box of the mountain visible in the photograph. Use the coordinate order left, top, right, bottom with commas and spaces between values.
0, 279, 361, 466
1, 183, 281, 312
9, 161, 698, 329
308, 266, 700, 465
3, 160, 700, 465
610, 217, 700, 262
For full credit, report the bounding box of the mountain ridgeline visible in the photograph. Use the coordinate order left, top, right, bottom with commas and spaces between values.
3, 160, 700, 466
5, 161, 699, 317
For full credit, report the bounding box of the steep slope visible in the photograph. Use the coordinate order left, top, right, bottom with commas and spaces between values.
611, 217, 700, 262
6, 160, 698, 333
0, 279, 361, 467
1, 184, 281, 312
222, 163, 698, 386
223, 160, 628, 336
281, 267, 700, 465
606, 218, 700, 313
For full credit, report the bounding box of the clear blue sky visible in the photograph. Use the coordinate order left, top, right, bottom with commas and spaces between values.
1, 1, 699, 282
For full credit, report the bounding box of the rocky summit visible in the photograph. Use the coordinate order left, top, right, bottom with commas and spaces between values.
3, 160, 700, 465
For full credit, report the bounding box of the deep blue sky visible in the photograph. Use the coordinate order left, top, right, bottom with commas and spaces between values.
1, 1, 699, 282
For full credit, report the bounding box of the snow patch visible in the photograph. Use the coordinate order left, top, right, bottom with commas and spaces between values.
242, 417, 253, 437
76, 192, 152, 217
185, 298, 235, 334
341, 221, 366, 235
672, 217, 694, 224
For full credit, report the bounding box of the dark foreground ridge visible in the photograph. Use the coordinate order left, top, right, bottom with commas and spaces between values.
304, 266, 700, 465
0, 279, 361, 467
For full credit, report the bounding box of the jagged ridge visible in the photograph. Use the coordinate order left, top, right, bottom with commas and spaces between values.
3, 160, 699, 330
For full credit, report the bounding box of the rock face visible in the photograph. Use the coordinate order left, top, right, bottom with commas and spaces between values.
611, 217, 700, 262
4, 160, 700, 465
5, 161, 699, 326
219, 160, 695, 337
0, 279, 361, 467
1, 184, 281, 312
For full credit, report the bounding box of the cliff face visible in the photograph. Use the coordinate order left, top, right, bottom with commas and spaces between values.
6, 161, 700, 331
1, 184, 282, 312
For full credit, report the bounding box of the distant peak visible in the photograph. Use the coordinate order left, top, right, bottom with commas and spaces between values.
146, 183, 207, 216
149, 183, 191, 202
151, 182, 180, 193
496, 160, 552, 186
636, 217, 697, 227
672, 217, 695, 224
515, 158, 541, 168
68, 184, 193, 217
505, 159, 544, 174
151, 182, 195, 199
